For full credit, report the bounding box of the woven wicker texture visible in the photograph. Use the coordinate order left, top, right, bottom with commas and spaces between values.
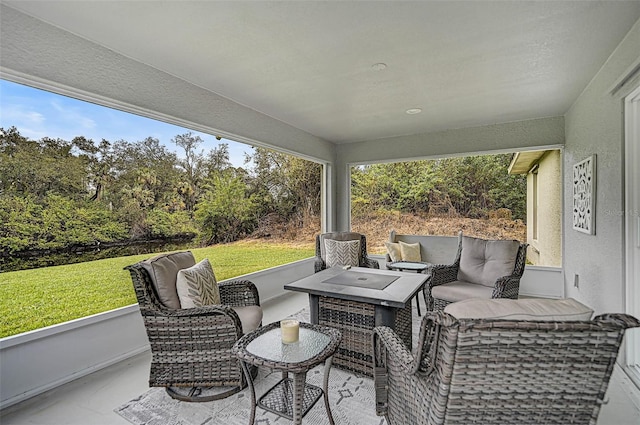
125, 254, 261, 401
318, 296, 412, 377
233, 322, 341, 425
258, 378, 324, 420
426, 242, 528, 311
374, 310, 640, 425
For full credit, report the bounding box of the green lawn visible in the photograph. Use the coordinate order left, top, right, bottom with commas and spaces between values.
0, 241, 314, 338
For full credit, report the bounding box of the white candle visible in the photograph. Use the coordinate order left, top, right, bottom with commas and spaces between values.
280, 319, 300, 344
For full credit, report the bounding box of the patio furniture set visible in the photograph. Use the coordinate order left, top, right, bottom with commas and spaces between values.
125, 232, 640, 424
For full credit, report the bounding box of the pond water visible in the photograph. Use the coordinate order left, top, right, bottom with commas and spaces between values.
0, 239, 197, 272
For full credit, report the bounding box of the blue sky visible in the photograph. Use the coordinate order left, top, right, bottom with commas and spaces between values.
0, 79, 251, 167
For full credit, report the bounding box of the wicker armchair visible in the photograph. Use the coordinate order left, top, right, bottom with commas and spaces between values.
314, 231, 380, 273
125, 251, 262, 402
426, 235, 527, 311
373, 298, 640, 425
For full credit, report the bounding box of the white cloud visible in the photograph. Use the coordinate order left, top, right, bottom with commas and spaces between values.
16, 126, 48, 141
1, 80, 250, 166
1, 105, 46, 126
50, 99, 97, 130
25, 111, 45, 125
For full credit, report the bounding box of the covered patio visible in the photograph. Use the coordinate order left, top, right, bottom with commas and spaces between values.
1, 1, 640, 423
1, 292, 639, 425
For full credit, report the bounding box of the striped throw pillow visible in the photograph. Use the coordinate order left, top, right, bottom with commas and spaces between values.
324, 239, 360, 268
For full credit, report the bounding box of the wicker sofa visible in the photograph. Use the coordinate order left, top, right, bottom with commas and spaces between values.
384, 230, 462, 269
125, 251, 262, 402
373, 298, 640, 425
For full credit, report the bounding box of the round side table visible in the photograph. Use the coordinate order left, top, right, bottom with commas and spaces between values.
232, 322, 341, 425
388, 261, 432, 315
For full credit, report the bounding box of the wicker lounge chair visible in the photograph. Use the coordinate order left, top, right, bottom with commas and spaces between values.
125, 251, 262, 402
314, 231, 380, 272
426, 235, 527, 311
373, 298, 640, 425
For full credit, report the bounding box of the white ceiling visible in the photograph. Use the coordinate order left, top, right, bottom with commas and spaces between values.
4, 1, 640, 144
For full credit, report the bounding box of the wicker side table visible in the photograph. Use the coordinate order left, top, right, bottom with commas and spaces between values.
232, 322, 341, 425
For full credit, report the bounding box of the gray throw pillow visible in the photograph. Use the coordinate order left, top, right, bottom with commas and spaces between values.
140, 251, 196, 309
457, 236, 520, 286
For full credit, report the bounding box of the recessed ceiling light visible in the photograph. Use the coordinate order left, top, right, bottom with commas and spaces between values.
371, 63, 387, 71
406, 108, 422, 115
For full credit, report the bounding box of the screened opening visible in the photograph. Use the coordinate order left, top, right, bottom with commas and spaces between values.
350, 150, 562, 267
0, 79, 321, 337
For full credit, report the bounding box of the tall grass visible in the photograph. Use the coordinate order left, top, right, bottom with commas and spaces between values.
0, 241, 314, 338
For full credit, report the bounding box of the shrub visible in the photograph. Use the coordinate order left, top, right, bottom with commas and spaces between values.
146, 209, 198, 239
0, 193, 128, 253
196, 174, 257, 244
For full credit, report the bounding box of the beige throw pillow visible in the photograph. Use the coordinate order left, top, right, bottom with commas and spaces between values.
385, 242, 402, 262
176, 258, 221, 308
399, 241, 421, 262
324, 239, 360, 267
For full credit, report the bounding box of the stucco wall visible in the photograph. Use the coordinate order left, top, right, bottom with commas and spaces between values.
528, 150, 562, 267
526, 173, 538, 263
563, 18, 640, 315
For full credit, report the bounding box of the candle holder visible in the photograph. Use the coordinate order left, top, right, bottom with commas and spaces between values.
280, 319, 300, 344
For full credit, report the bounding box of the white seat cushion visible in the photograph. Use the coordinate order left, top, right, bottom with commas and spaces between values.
232, 305, 263, 334
431, 281, 494, 303
445, 298, 594, 321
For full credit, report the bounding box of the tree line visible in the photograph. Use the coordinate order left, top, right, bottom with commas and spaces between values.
1, 126, 525, 260
351, 154, 526, 221
0, 127, 321, 255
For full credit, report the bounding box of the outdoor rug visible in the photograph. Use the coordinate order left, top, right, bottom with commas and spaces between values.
115, 365, 386, 425
115, 304, 424, 425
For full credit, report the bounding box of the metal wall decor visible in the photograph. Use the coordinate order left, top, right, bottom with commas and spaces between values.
573, 155, 596, 235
